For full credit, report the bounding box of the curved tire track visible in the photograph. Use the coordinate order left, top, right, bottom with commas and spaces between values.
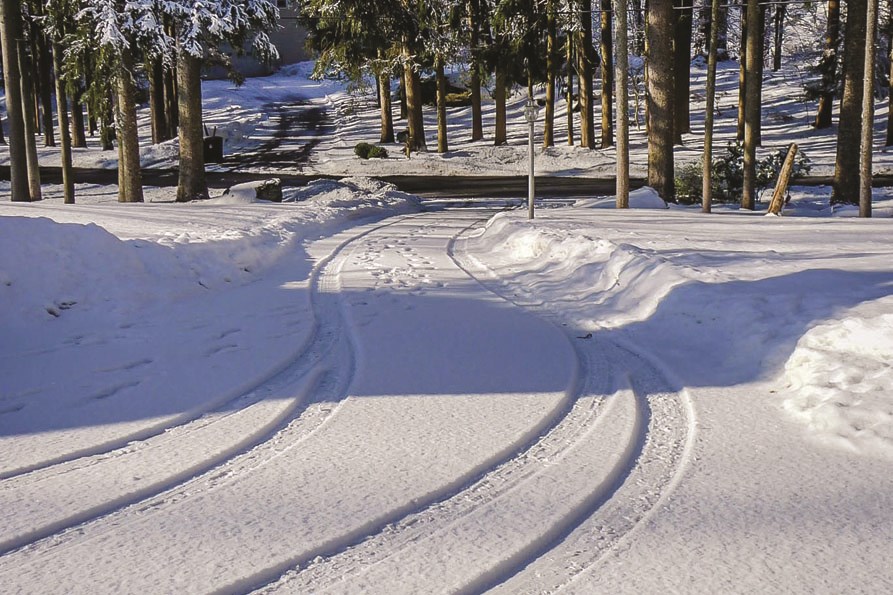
245, 210, 666, 594
0, 214, 399, 562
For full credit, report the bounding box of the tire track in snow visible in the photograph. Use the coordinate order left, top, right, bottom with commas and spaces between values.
453, 217, 697, 593
0, 214, 400, 559
240, 209, 644, 593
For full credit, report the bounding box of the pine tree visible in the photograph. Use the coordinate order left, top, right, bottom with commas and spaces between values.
833, 0, 868, 205
0, 0, 31, 201
646, 0, 675, 200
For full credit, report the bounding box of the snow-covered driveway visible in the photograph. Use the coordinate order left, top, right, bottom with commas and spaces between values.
3, 184, 893, 593
0, 204, 694, 593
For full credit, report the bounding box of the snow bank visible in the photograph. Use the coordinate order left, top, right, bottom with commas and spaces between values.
468, 207, 691, 330
782, 299, 893, 460
0, 178, 419, 326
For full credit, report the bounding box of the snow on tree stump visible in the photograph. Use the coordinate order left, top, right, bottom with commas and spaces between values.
225, 179, 282, 203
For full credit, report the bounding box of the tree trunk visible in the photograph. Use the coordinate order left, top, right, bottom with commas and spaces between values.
435, 54, 448, 153
116, 51, 144, 203
674, 0, 693, 143
164, 63, 179, 137
495, 63, 508, 145
176, 50, 208, 202
887, 38, 893, 145
35, 31, 55, 147
399, 67, 408, 120
815, 0, 841, 128
379, 72, 395, 143
70, 84, 88, 148
773, 5, 785, 71
832, 0, 867, 204
646, 0, 676, 201
703, 0, 721, 213
859, 0, 878, 217
52, 41, 74, 204
577, 0, 596, 149
738, 4, 747, 141
149, 57, 169, 144
566, 35, 575, 146
100, 96, 115, 151
544, 0, 557, 148
403, 52, 427, 152
742, 0, 761, 210
768, 143, 798, 214
615, 0, 630, 207
755, 5, 765, 145
600, 0, 614, 148
0, 0, 30, 200
18, 39, 42, 201
468, 0, 484, 141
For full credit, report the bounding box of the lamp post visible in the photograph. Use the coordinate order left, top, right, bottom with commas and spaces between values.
524, 98, 538, 219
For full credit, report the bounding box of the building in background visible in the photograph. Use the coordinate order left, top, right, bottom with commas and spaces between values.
210, 2, 310, 79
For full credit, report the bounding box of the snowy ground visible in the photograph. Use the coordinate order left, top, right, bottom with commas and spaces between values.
2, 57, 893, 593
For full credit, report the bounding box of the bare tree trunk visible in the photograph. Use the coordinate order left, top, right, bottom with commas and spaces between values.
544, 0, 557, 148
468, 0, 484, 141
600, 0, 614, 148
768, 143, 798, 214
435, 54, 448, 153
888, 38, 893, 145
18, 39, 42, 201
495, 63, 508, 145
755, 4, 765, 145
176, 50, 208, 202
859, 0, 878, 217
815, 0, 841, 128
403, 51, 427, 152
578, 0, 596, 149
0, 0, 30, 200
566, 35, 575, 146
674, 0, 693, 143
149, 58, 169, 144
52, 41, 74, 204
832, 0, 867, 204
100, 96, 115, 151
738, 3, 747, 141
70, 83, 88, 148
379, 72, 395, 143
35, 30, 56, 147
164, 63, 179, 138
615, 0, 630, 207
742, 0, 760, 210
773, 5, 785, 71
116, 51, 143, 203
399, 67, 408, 120
703, 0, 721, 213
646, 0, 676, 201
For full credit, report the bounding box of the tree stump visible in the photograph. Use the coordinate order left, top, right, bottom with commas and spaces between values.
767, 143, 798, 215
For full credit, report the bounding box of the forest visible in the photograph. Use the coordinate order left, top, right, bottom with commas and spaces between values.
0, 0, 890, 216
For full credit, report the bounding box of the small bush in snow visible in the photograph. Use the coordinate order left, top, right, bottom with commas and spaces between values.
354, 142, 388, 159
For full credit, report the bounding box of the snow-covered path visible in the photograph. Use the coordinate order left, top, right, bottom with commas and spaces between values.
3, 192, 893, 593
1, 208, 683, 592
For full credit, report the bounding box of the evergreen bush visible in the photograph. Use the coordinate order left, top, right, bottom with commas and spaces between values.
354, 142, 389, 159
675, 141, 811, 205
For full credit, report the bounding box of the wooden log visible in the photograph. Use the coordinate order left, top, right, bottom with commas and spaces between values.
768, 143, 798, 215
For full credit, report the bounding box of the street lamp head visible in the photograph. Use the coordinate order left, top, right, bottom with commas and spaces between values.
524, 99, 538, 124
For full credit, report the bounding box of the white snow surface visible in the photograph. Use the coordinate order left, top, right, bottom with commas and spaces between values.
1, 60, 893, 593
